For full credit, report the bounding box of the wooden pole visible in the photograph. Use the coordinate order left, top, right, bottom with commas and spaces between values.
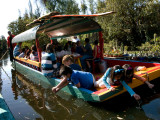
99, 31, 104, 59
35, 38, 41, 62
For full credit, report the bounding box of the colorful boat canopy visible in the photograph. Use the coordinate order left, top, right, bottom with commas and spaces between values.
12, 11, 115, 43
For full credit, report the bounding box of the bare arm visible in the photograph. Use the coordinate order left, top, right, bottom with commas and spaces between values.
52, 77, 69, 93
133, 74, 146, 82
93, 46, 97, 59
75, 82, 81, 88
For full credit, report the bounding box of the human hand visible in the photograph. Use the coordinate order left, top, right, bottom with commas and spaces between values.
147, 83, 154, 89
133, 93, 141, 100
109, 87, 115, 91
52, 87, 58, 94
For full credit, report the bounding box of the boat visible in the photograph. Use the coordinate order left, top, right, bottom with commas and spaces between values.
11, 11, 160, 102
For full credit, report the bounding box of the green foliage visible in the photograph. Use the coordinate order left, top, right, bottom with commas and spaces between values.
96, 0, 160, 50
0, 36, 7, 52
39, 0, 80, 14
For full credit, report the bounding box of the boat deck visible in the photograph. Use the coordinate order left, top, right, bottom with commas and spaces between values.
0, 94, 15, 120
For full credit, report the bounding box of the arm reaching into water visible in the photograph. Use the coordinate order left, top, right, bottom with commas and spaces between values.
134, 74, 154, 89
120, 80, 141, 100
52, 77, 69, 93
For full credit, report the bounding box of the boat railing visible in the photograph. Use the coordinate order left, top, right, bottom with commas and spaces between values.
14, 57, 41, 71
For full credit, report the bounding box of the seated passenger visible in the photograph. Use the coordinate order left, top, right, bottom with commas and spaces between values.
30, 45, 39, 61
80, 38, 93, 70
24, 49, 31, 59
13, 42, 22, 57
76, 41, 84, 55
41, 43, 58, 77
62, 55, 81, 71
52, 65, 97, 93
18, 48, 25, 58
86, 40, 101, 72
41, 44, 46, 56
71, 42, 76, 53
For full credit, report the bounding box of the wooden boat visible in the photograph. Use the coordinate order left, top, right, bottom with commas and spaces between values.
12, 11, 160, 102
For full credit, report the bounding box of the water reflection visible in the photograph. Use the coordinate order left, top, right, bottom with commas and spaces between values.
11, 70, 155, 120
1, 54, 160, 120
0, 67, 2, 93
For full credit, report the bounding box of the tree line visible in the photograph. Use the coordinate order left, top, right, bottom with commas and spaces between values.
4, 0, 160, 51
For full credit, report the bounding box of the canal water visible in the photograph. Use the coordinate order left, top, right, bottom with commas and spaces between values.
0, 54, 160, 120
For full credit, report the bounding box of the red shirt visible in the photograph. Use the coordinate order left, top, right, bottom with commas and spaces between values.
93, 45, 100, 58
7, 35, 16, 49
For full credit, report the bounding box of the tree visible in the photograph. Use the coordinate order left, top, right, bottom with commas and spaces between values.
0, 35, 7, 52
96, 0, 160, 49
38, 0, 80, 14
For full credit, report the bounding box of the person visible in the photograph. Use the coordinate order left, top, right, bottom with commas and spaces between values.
7, 31, 16, 61
41, 43, 58, 77
24, 49, 31, 59
13, 42, 21, 57
76, 41, 84, 55
64, 41, 72, 51
18, 48, 25, 58
41, 44, 46, 56
93, 40, 101, 60
30, 45, 39, 61
80, 38, 93, 70
86, 40, 101, 72
122, 64, 154, 89
71, 42, 76, 53
52, 65, 96, 93
95, 65, 141, 100
72, 36, 80, 43
62, 55, 81, 71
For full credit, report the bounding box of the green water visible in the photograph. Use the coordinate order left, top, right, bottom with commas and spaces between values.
0, 54, 160, 120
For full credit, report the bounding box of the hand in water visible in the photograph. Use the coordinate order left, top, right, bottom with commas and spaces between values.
52, 87, 58, 93
148, 83, 154, 89
133, 93, 141, 100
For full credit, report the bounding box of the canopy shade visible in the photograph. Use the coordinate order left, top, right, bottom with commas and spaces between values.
37, 17, 102, 39
12, 11, 115, 43
12, 26, 39, 43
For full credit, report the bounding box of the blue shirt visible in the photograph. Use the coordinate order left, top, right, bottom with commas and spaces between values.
69, 70, 94, 89
101, 68, 135, 96
84, 43, 93, 56
69, 64, 81, 71
13, 45, 20, 57
41, 52, 57, 76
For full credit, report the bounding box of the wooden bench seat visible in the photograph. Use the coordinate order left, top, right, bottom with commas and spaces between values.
15, 57, 41, 68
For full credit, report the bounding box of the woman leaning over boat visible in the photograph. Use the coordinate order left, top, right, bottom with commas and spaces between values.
41, 43, 58, 77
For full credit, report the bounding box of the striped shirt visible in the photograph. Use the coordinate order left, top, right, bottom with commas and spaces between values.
41, 52, 57, 76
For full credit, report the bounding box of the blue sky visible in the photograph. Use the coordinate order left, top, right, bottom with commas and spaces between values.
0, 0, 83, 38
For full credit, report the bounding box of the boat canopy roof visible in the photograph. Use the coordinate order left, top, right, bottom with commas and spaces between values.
12, 11, 115, 43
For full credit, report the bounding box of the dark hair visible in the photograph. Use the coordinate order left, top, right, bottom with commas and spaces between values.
31, 45, 37, 54
110, 65, 124, 84
85, 38, 89, 43
122, 64, 134, 83
46, 43, 53, 53
25, 49, 31, 58
94, 40, 98, 45
22, 48, 25, 52
59, 65, 73, 76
